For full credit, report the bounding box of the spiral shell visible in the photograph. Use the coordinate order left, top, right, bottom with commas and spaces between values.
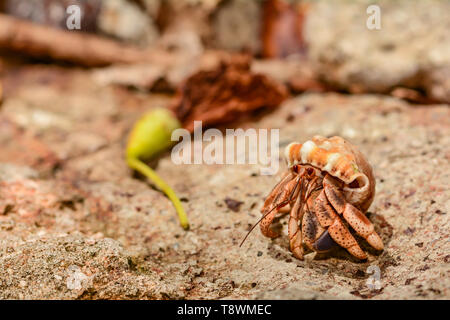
285, 136, 375, 212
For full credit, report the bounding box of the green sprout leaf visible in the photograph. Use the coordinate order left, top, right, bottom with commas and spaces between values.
126, 108, 189, 230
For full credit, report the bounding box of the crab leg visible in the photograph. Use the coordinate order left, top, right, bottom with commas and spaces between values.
261, 172, 294, 215
319, 174, 384, 258
323, 174, 383, 250
322, 174, 346, 214
342, 203, 384, 250
288, 180, 307, 259
260, 174, 300, 238
313, 189, 338, 227
327, 216, 367, 259
311, 188, 368, 259
302, 207, 327, 252
305, 190, 338, 252
300, 189, 337, 254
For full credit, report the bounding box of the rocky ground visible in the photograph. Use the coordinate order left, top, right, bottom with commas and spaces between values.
0, 64, 448, 299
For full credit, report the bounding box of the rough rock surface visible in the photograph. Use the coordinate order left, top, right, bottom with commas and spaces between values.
0, 65, 449, 299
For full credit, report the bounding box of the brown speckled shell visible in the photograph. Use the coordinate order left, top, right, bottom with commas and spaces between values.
285, 136, 375, 212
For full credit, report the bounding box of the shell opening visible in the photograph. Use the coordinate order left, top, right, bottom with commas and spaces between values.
342, 173, 373, 211
344, 174, 369, 193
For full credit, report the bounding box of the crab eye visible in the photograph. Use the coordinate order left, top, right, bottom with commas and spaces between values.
292, 165, 300, 173
306, 168, 314, 176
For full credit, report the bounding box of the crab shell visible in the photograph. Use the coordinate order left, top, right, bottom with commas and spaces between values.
284, 136, 375, 212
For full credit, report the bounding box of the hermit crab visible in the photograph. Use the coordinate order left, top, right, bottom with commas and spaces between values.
243, 136, 383, 260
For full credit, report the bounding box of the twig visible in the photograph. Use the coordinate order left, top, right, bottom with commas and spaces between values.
0, 13, 148, 67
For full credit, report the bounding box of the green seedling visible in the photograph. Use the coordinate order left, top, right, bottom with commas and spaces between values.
126, 108, 189, 230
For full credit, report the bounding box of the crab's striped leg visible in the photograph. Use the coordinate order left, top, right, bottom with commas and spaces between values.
323, 174, 383, 250
302, 206, 327, 252
288, 193, 304, 259
261, 172, 293, 215
327, 216, 368, 259
288, 179, 309, 259
342, 203, 384, 250
260, 174, 301, 238
310, 184, 366, 259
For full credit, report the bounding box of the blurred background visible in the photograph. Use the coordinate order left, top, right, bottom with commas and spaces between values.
0, 0, 448, 103
0, 0, 448, 300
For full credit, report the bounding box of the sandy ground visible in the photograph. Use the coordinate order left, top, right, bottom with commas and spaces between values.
0, 65, 448, 299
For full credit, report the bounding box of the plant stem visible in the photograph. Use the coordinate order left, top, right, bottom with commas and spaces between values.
127, 157, 189, 230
